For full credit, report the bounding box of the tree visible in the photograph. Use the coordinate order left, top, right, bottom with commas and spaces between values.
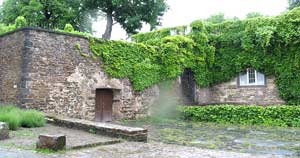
84, 0, 168, 39
205, 13, 225, 24
288, 0, 300, 9
0, 0, 96, 33
246, 12, 264, 19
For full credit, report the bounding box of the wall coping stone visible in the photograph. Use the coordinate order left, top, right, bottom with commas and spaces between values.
0, 27, 89, 39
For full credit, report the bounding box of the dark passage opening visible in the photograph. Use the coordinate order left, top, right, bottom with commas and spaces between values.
95, 89, 113, 122
181, 69, 196, 105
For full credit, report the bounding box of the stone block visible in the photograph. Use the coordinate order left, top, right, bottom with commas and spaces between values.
36, 134, 66, 151
0, 122, 9, 140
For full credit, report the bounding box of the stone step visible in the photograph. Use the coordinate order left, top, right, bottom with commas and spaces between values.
45, 115, 147, 142
69, 139, 121, 150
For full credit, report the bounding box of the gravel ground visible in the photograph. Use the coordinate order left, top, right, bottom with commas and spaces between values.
0, 141, 279, 158
0, 124, 286, 158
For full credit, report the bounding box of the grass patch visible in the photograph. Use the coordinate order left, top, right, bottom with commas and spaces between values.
36, 148, 66, 154
0, 105, 45, 130
179, 105, 300, 127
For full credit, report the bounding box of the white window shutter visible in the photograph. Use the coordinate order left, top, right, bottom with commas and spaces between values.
239, 72, 248, 86
257, 71, 265, 85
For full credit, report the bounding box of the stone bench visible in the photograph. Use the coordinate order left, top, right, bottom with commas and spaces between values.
36, 134, 66, 151
46, 115, 147, 142
0, 122, 9, 140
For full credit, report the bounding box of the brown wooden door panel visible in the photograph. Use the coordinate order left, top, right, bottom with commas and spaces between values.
95, 89, 113, 122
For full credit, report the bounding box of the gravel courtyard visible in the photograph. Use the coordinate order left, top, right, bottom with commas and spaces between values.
0, 124, 278, 158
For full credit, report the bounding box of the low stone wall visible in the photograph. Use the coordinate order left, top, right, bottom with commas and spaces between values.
194, 77, 285, 105
46, 115, 147, 142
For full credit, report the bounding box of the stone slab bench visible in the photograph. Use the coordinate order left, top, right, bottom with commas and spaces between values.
46, 115, 147, 142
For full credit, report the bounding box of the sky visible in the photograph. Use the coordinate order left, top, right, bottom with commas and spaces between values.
94, 0, 288, 39
0, 0, 288, 39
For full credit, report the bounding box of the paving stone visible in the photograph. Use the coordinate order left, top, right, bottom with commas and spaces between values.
0, 124, 121, 150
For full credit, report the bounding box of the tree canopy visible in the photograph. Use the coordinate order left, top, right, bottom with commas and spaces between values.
246, 12, 264, 19
84, 0, 168, 39
0, 0, 96, 33
204, 13, 226, 24
288, 0, 300, 9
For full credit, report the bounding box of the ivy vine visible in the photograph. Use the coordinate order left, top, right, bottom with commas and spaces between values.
89, 8, 300, 104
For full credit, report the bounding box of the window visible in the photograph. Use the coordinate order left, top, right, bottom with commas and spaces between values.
239, 68, 265, 86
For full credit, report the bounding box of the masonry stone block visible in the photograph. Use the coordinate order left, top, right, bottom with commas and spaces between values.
36, 134, 66, 151
0, 122, 9, 140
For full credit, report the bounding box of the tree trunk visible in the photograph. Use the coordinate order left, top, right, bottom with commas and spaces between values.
102, 12, 113, 39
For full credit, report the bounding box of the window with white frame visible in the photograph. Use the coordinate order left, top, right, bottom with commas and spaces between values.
239, 68, 265, 86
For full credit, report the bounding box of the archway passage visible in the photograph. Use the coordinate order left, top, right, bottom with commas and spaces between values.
181, 69, 196, 105
95, 89, 113, 122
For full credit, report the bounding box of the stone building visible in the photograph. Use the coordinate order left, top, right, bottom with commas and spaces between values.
0, 28, 159, 121
0, 28, 285, 122
180, 69, 285, 105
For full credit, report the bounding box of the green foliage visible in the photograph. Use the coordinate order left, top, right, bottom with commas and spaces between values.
0, 23, 15, 34
74, 43, 90, 57
131, 8, 300, 104
0, 0, 95, 32
288, 0, 300, 9
89, 25, 213, 90
205, 13, 226, 24
180, 105, 300, 127
89, 38, 161, 90
84, 0, 168, 38
1, 7, 300, 104
20, 109, 45, 128
15, 16, 27, 28
246, 12, 264, 19
64, 23, 74, 32
0, 105, 45, 130
0, 112, 20, 130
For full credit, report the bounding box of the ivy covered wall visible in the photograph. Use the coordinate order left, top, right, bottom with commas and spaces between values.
90, 8, 300, 104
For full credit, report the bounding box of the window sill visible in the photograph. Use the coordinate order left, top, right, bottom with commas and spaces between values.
237, 85, 267, 88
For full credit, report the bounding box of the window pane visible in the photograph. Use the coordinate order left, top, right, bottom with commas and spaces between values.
248, 68, 256, 84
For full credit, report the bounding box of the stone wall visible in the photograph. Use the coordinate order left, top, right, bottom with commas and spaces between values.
0, 31, 24, 104
194, 77, 285, 105
0, 28, 286, 121
0, 28, 159, 120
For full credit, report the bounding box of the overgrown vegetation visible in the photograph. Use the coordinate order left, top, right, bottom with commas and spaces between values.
91, 8, 300, 104
89, 21, 213, 90
0, 16, 28, 34
0, 105, 45, 130
1, 8, 300, 104
180, 105, 300, 127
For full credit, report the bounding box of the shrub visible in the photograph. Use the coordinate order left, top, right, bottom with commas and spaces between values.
64, 23, 74, 32
179, 105, 300, 127
20, 110, 46, 128
0, 105, 45, 130
15, 16, 27, 28
0, 112, 20, 130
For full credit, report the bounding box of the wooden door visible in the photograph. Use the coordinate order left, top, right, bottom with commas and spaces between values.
95, 89, 113, 122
